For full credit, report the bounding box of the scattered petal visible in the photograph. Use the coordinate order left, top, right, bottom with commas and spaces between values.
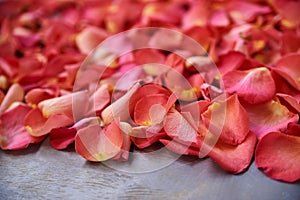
223, 67, 276, 104
24, 108, 74, 137
0, 104, 45, 150
255, 132, 300, 182
208, 131, 257, 174
0, 83, 24, 115
75, 121, 123, 162
274, 53, 300, 91
203, 94, 250, 145
243, 100, 298, 139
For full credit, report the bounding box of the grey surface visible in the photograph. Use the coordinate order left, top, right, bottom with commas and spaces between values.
0, 139, 299, 200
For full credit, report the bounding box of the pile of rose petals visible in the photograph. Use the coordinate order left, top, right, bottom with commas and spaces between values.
1, 0, 300, 183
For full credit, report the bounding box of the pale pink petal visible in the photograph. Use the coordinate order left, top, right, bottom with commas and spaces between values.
0, 83, 24, 115
228, 0, 271, 22
76, 26, 108, 54
38, 90, 89, 119
101, 82, 141, 124
209, 9, 230, 27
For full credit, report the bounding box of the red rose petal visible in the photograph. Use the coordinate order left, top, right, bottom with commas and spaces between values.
24, 108, 74, 137
223, 67, 276, 104
0, 104, 45, 150
134, 94, 168, 126
160, 139, 200, 157
203, 94, 250, 145
49, 127, 77, 150
75, 121, 123, 162
276, 93, 300, 114
272, 0, 300, 28
284, 123, 300, 137
255, 132, 300, 182
274, 53, 300, 91
25, 87, 59, 106
208, 131, 257, 174
164, 109, 200, 147
243, 100, 298, 139
50, 117, 100, 150
217, 51, 246, 75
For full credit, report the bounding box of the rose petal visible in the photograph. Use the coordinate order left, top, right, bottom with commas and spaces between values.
272, 71, 300, 99
223, 67, 276, 104
129, 83, 171, 116
160, 139, 200, 156
130, 124, 166, 149
0, 83, 24, 115
284, 122, 300, 137
50, 116, 101, 150
209, 9, 230, 27
243, 100, 298, 139
208, 131, 257, 174
112, 122, 132, 161
203, 94, 250, 145
38, 90, 89, 119
101, 82, 141, 124
89, 84, 111, 116
24, 108, 74, 137
49, 127, 76, 150
274, 53, 300, 91
44, 53, 84, 77
182, 1, 209, 29
75, 121, 123, 162
255, 132, 300, 182
25, 87, 59, 106
134, 94, 168, 126
272, 0, 300, 28
217, 51, 246, 75
164, 109, 200, 147
181, 100, 211, 127
276, 93, 300, 114
0, 104, 45, 150
228, 0, 271, 22
76, 26, 108, 54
